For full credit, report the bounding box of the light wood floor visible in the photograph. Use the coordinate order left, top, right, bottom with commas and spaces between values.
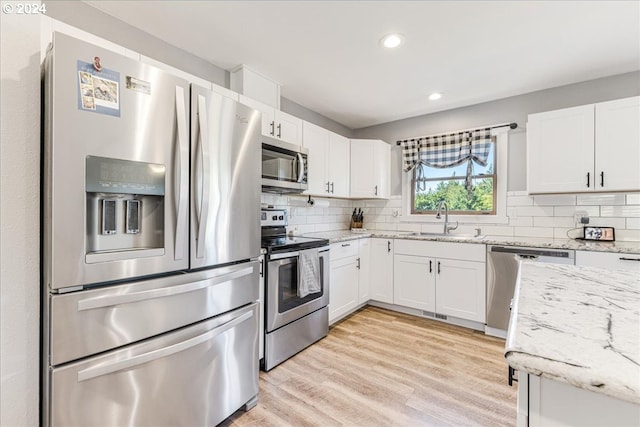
222, 306, 517, 427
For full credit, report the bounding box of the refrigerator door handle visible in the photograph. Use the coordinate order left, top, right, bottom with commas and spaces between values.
77, 265, 254, 311
174, 86, 189, 260
196, 94, 211, 258
77, 309, 254, 382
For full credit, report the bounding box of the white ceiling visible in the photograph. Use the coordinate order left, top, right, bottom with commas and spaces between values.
86, 1, 640, 130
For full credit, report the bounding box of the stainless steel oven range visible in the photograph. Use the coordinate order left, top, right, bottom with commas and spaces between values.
261, 209, 330, 371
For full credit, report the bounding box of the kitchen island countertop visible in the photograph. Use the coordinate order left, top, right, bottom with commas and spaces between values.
505, 262, 640, 405
301, 229, 640, 254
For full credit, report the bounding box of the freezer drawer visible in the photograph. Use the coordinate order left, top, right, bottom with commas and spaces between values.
49, 261, 259, 365
49, 302, 259, 427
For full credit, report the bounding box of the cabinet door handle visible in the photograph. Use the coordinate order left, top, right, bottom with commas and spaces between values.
270, 121, 275, 136
387, 241, 391, 252
330, 182, 334, 194
437, 261, 441, 275
277, 123, 282, 138
374, 185, 378, 196
508, 366, 518, 387
586, 172, 590, 188
600, 171, 604, 187
326, 181, 330, 193
619, 257, 640, 262
429, 260, 432, 273
356, 257, 361, 270
259, 259, 264, 278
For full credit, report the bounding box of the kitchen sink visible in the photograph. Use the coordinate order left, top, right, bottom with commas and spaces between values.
410, 232, 485, 240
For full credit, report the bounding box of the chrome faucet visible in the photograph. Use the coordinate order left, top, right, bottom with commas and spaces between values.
435, 200, 458, 234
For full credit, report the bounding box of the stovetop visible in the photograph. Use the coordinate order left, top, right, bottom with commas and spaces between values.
261, 234, 329, 254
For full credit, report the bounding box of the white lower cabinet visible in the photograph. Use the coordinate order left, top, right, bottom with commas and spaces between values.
435, 258, 485, 322
518, 374, 640, 427
358, 238, 371, 304
575, 250, 640, 272
393, 255, 435, 312
329, 255, 359, 323
393, 240, 486, 323
370, 238, 394, 304
329, 240, 365, 324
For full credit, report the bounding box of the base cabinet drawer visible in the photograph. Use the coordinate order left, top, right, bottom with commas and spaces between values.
330, 241, 359, 261
576, 251, 640, 271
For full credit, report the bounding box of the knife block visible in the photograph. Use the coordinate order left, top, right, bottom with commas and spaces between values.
350, 219, 363, 229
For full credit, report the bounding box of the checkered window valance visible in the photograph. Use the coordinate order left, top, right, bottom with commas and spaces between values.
398, 128, 493, 173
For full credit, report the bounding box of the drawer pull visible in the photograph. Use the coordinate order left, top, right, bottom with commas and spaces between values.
619, 257, 640, 262
341, 243, 351, 247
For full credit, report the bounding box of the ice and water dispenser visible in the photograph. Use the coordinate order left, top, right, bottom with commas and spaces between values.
85, 156, 165, 263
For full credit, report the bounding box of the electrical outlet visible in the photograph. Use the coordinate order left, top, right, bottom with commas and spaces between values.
574, 210, 589, 226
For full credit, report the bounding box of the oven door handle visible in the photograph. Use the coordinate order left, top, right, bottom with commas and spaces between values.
269, 251, 300, 261
269, 246, 329, 261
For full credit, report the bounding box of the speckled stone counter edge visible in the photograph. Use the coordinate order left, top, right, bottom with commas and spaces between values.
302, 230, 640, 254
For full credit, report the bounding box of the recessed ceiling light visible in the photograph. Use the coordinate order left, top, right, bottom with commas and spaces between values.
428, 92, 443, 101
380, 33, 404, 49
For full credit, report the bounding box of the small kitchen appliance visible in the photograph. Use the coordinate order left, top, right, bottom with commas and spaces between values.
261, 137, 308, 193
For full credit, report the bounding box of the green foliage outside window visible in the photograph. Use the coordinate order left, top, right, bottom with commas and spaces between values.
413, 177, 494, 213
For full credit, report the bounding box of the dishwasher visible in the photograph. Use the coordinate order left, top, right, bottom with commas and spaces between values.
486, 245, 575, 338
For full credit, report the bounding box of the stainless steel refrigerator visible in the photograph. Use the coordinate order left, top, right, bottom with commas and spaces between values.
42, 32, 262, 427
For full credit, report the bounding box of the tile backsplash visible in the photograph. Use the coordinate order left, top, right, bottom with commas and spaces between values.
261, 192, 640, 242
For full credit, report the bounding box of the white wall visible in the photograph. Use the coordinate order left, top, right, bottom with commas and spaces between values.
0, 3, 41, 426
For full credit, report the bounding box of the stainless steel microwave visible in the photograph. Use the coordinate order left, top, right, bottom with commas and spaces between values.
262, 136, 308, 193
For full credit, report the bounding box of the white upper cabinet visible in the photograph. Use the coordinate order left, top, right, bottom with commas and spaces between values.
350, 139, 390, 199
527, 104, 595, 193
239, 95, 302, 145
594, 97, 640, 191
302, 121, 330, 195
328, 132, 350, 198
274, 110, 303, 145
302, 121, 350, 198
527, 96, 640, 194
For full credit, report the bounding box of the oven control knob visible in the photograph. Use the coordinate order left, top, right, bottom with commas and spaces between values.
278, 215, 284, 220
272, 215, 278, 220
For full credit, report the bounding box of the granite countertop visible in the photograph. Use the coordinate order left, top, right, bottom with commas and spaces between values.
505, 262, 640, 404
301, 230, 640, 254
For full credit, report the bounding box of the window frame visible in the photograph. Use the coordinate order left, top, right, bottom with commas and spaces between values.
400, 127, 510, 225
